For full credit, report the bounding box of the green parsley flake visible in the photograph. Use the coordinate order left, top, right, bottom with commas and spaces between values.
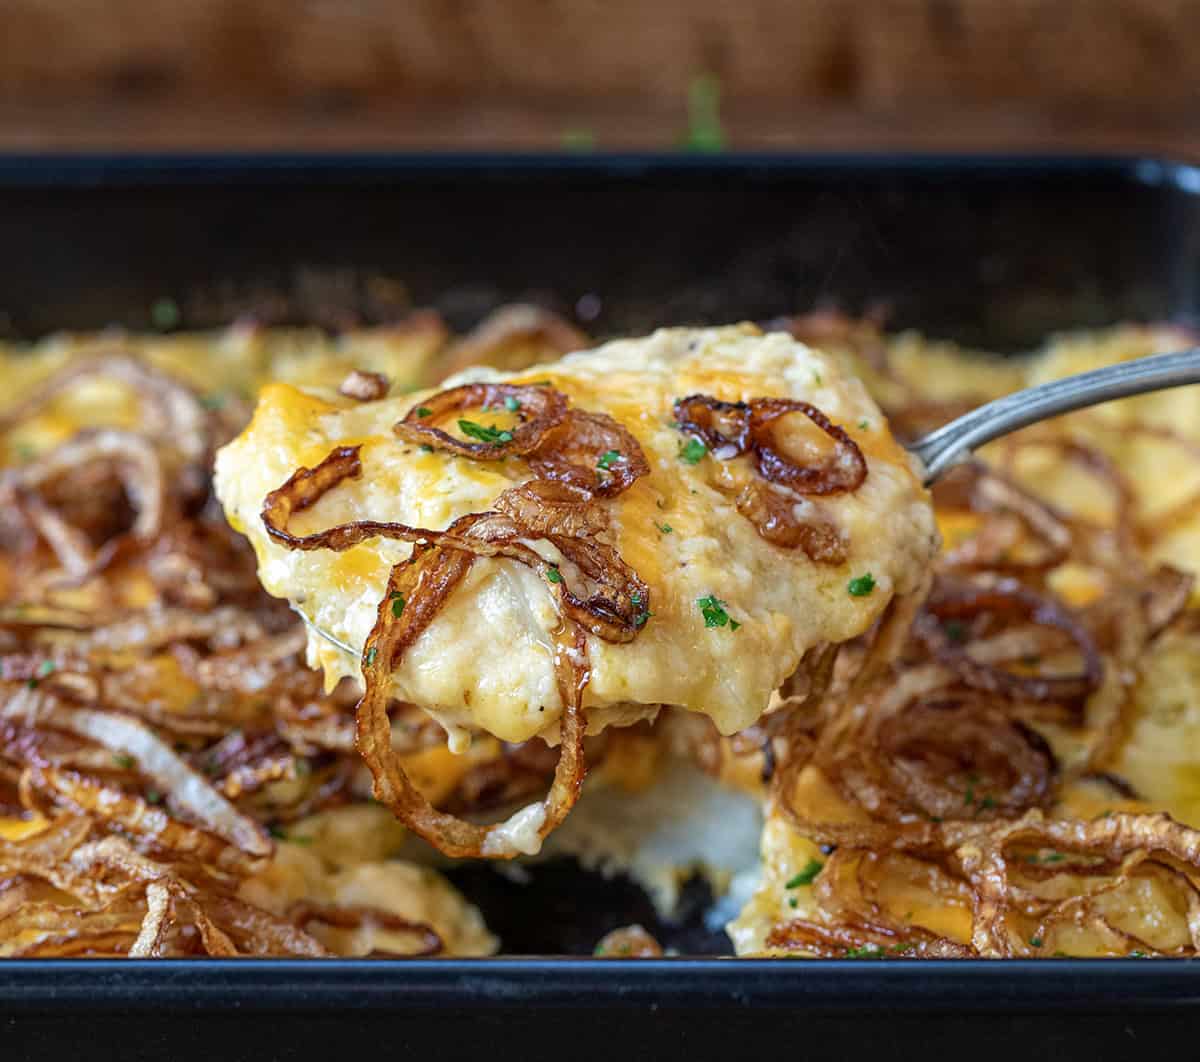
416, 406, 433, 418
787, 897, 798, 909
678, 437, 707, 465
785, 859, 824, 888
504, 395, 521, 412
562, 128, 596, 152
843, 945, 886, 959
681, 73, 725, 153
1029, 936, 1043, 948
365, 647, 378, 666
418, 444, 434, 453
943, 619, 967, 643
848, 573, 876, 597
858, 419, 870, 430
597, 449, 622, 471
27, 659, 55, 689
390, 592, 406, 618
151, 297, 180, 330
145, 789, 163, 805
697, 595, 739, 630
113, 754, 135, 769
654, 521, 673, 534
200, 392, 227, 411
546, 567, 563, 584
457, 419, 513, 444
268, 825, 288, 841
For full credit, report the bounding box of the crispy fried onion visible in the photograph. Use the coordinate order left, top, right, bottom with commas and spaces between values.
0, 825, 328, 957
935, 463, 1072, 575
673, 394, 865, 560
915, 577, 1103, 707
733, 482, 847, 563
674, 395, 867, 495
767, 848, 975, 958
261, 412, 651, 855
0, 684, 272, 870
0, 353, 211, 469
356, 554, 588, 859
262, 446, 648, 642
288, 900, 444, 957
394, 382, 568, 459
814, 665, 1056, 825
528, 410, 650, 497
2, 429, 166, 581
594, 924, 664, 957
773, 803, 1200, 957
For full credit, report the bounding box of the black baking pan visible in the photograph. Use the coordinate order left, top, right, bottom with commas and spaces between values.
0, 153, 1198, 1060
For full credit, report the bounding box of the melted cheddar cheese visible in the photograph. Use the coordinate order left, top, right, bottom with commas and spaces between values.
215, 325, 938, 747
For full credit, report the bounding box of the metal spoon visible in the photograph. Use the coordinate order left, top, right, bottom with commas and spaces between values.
299, 347, 1200, 655
909, 346, 1200, 484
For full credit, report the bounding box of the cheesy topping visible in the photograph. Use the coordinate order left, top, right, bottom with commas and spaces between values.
215, 325, 938, 745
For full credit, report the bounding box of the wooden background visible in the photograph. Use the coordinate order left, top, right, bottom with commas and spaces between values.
2, 0, 1200, 155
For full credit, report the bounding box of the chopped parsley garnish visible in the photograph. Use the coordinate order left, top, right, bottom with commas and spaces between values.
504, 395, 521, 412
416, 406, 433, 418
847, 573, 876, 597
546, 567, 563, 584
418, 444, 434, 453
787, 897, 798, 908
390, 592, 406, 618
150, 296, 180, 330
597, 449, 622, 471
697, 595, 740, 630
112, 754, 135, 769
843, 945, 885, 959
654, 521, 673, 535
25, 659, 55, 689
943, 618, 967, 643
457, 419, 513, 444
268, 825, 289, 841
963, 772, 981, 808
365, 647, 378, 666
785, 859, 824, 888
678, 437, 708, 465
145, 788, 163, 805
813, 371, 823, 386
680, 73, 725, 153
858, 419, 870, 430
1130, 950, 1145, 958
201, 392, 227, 410
1026, 851, 1067, 865
562, 128, 596, 152
1029, 936, 1043, 948
979, 795, 996, 812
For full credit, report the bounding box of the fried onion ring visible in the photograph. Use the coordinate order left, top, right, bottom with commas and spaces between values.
749, 399, 868, 495
916, 577, 1103, 705
394, 383, 568, 459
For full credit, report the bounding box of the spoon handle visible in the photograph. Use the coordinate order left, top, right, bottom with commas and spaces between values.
908, 347, 1200, 485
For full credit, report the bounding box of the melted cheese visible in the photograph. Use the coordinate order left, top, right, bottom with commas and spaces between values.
216, 325, 938, 745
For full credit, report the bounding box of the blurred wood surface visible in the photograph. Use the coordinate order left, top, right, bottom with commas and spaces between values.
2, 0, 1199, 156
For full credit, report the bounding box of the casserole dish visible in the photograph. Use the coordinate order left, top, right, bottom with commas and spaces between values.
0, 153, 1197, 1060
